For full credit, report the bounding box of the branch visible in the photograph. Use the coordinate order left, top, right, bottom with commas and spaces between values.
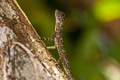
0, 0, 69, 80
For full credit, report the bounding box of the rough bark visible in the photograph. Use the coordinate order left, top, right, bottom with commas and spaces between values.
0, 0, 68, 80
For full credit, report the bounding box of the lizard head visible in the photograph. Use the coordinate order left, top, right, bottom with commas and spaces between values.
55, 9, 65, 31
55, 9, 65, 23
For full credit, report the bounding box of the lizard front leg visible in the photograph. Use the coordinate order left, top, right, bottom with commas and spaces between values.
40, 33, 56, 49
39, 36, 54, 41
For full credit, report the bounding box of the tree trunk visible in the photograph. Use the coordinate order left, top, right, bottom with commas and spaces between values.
0, 0, 68, 80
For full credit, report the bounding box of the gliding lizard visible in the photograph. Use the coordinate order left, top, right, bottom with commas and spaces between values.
40, 9, 74, 80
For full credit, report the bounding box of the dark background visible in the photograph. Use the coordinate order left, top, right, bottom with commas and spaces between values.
17, 0, 120, 80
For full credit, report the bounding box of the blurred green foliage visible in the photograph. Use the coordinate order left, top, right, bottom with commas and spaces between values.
93, 0, 120, 22
17, 0, 120, 80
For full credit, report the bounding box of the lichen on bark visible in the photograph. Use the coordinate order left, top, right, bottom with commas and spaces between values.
0, 0, 17, 20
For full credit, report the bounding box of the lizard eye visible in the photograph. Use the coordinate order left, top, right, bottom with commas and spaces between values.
61, 13, 65, 18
